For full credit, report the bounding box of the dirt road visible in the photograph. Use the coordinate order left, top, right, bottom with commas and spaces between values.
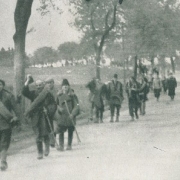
2, 77, 180, 180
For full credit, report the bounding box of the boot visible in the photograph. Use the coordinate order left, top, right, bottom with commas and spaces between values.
100, 119, 103, 123
100, 112, 103, 123
57, 133, 64, 151
0, 161, 8, 171
66, 145, 72, 151
135, 113, 139, 119
110, 116, 114, 123
37, 142, 43, 159
67, 130, 73, 151
1, 150, 8, 171
94, 118, 99, 123
115, 116, 119, 122
131, 116, 134, 121
44, 136, 50, 157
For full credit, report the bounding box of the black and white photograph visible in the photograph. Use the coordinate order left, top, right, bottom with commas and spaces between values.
0, 0, 180, 179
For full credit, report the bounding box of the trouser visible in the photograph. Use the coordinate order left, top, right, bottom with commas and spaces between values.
110, 104, 121, 117
58, 126, 74, 148
163, 85, 167, 93
95, 106, 103, 121
129, 102, 138, 118
90, 102, 95, 119
0, 129, 12, 162
49, 121, 57, 146
154, 89, 161, 99
140, 101, 146, 115
36, 135, 50, 155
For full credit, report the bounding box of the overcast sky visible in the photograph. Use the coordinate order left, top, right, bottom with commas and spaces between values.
0, 0, 80, 54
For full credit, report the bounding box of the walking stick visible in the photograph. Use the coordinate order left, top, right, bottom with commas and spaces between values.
64, 101, 81, 143
43, 107, 59, 148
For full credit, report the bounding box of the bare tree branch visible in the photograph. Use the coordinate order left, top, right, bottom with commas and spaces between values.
105, 10, 111, 29
99, 4, 117, 50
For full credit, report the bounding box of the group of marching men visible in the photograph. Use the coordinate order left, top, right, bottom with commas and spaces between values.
86, 73, 148, 123
0, 71, 177, 171
0, 75, 80, 171
86, 71, 177, 123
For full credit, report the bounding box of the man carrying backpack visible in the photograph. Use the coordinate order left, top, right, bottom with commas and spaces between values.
107, 74, 124, 123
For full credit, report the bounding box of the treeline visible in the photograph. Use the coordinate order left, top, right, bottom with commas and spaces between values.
0, 48, 14, 66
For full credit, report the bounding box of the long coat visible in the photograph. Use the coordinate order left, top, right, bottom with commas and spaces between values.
126, 81, 140, 107
55, 91, 79, 127
93, 83, 107, 110
167, 77, 177, 96
22, 85, 56, 129
0, 89, 18, 131
107, 80, 123, 106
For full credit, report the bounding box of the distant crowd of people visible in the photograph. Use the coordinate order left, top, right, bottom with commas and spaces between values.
152, 72, 177, 101
86, 71, 177, 122
0, 69, 177, 171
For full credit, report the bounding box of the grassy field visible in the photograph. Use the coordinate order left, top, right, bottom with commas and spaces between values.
1, 65, 131, 86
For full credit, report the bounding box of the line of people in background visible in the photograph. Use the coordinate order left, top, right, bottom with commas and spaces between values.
86, 71, 177, 123
86, 73, 151, 122
150, 72, 177, 101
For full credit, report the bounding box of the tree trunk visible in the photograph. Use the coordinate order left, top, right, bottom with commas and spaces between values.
133, 55, 138, 79
138, 58, 142, 75
126, 57, 129, 70
170, 56, 175, 74
90, 4, 117, 80
13, 0, 34, 124
95, 49, 101, 79
123, 58, 126, 85
151, 55, 154, 68
160, 55, 166, 76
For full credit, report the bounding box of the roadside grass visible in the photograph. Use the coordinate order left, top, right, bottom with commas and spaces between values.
0, 65, 132, 155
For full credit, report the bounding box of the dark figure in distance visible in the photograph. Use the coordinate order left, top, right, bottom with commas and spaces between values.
126, 77, 140, 121
167, 73, 177, 100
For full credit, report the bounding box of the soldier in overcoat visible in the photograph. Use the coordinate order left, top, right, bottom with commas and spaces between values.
126, 77, 140, 121
22, 75, 57, 159
107, 74, 124, 122
0, 79, 19, 171
167, 73, 177, 100
56, 79, 79, 151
